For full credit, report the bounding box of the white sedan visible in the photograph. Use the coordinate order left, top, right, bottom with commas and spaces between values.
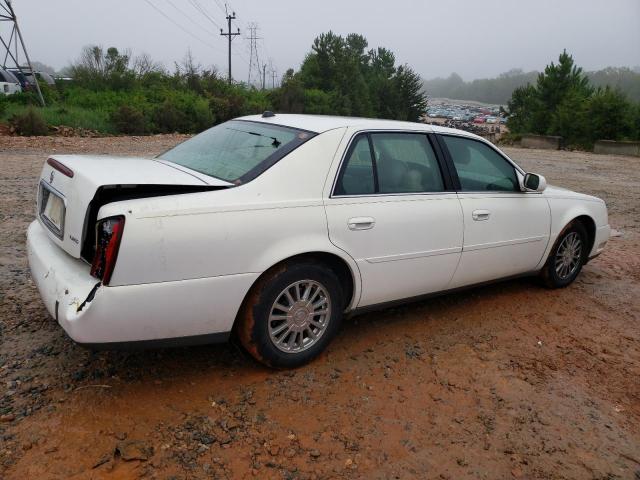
27, 114, 610, 367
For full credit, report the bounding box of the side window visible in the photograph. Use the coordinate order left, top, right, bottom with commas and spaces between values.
335, 135, 375, 195
442, 135, 518, 192
370, 133, 444, 193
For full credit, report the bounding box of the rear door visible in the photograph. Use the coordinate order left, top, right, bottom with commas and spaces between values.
437, 134, 551, 288
325, 130, 463, 307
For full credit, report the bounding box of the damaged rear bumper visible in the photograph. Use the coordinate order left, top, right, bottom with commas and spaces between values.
27, 221, 100, 329
27, 221, 257, 347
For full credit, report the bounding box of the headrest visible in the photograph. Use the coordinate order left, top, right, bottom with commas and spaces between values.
448, 140, 471, 165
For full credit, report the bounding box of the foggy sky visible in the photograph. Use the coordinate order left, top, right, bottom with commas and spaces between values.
5, 0, 640, 82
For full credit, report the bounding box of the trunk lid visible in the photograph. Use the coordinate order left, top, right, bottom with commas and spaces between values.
37, 155, 230, 259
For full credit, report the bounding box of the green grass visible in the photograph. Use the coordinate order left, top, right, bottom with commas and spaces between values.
1, 103, 114, 134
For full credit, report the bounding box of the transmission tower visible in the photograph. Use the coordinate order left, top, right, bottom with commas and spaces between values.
246, 22, 261, 88
0, 0, 44, 105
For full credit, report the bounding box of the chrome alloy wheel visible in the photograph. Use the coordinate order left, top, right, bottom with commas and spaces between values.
268, 280, 331, 353
555, 231, 583, 280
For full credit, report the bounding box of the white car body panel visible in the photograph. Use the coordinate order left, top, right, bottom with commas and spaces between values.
326, 193, 463, 306
449, 192, 551, 288
28, 221, 256, 343
535, 186, 610, 269
26, 114, 610, 347
1, 80, 21, 95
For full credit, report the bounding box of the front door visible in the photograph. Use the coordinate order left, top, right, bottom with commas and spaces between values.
325, 131, 463, 307
438, 134, 551, 288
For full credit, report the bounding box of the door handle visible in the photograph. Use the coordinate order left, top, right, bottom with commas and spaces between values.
472, 210, 491, 221
348, 217, 375, 230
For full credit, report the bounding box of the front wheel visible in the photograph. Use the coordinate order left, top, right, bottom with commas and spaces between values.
236, 262, 344, 368
540, 221, 588, 288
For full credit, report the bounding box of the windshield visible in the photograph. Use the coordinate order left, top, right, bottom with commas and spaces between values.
158, 120, 315, 184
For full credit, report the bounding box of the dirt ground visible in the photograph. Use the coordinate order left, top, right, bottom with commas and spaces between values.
1, 135, 639, 480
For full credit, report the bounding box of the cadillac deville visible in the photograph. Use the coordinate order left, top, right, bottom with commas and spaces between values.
27, 113, 610, 367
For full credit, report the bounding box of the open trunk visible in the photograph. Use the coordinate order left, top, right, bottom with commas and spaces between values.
37, 155, 230, 261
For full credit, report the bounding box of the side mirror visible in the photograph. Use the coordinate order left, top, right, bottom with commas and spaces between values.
523, 173, 547, 192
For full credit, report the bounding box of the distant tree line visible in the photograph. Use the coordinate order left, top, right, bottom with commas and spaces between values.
0, 33, 427, 136
506, 51, 640, 147
423, 67, 640, 105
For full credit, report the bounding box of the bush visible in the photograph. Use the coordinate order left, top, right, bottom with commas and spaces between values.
152, 100, 187, 133
38, 83, 61, 105
10, 107, 49, 136
5, 91, 41, 106
585, 87, 635, 142
152, 96, 212, 133
110, 105, 147, 134
0, 95, 7, 117
42, 105, 113, 133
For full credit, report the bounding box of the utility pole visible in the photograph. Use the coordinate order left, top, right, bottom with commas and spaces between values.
262, 63, 266, 90
271, 69, 277, 89
0, 0, 45, 105
219, 11, 239, 85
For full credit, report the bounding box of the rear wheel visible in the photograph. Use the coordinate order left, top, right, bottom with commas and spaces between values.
540, 221, 588, 288
236, 262, 344, 368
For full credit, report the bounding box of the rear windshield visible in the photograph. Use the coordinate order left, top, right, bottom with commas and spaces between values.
158, 120, 316, 184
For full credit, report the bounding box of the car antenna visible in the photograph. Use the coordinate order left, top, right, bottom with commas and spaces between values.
262, 111, 275, 118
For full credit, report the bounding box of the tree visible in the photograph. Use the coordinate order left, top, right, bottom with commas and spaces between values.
506, 84, 538, 134
69, 45, 134, 89
286, 32, 427, 121
539, 51, 590, 105
585, 87, 635, 141
506, 50, 640, 147
392, 65, 427, 121
270, 68, 305, 113
133, 53, 165, 77
30, 61, 56, 75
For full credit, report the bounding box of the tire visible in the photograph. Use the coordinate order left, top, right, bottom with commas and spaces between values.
540, 221, 588, 288
236, 261, 344, 368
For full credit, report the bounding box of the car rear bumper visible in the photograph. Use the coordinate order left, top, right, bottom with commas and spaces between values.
27, 221, 258, 347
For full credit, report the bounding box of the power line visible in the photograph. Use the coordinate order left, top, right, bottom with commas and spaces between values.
187, 0, 221, 29
142, 0, 218, 50
162, 0, 217, 37
231, 43, 249, 63
212, 0, 227, 16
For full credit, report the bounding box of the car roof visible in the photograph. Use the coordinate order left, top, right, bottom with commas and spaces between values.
237, 113, 485, 141
0, 68, 19, 83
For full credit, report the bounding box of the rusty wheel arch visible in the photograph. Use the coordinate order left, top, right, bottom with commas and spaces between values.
232, 252, 356, 354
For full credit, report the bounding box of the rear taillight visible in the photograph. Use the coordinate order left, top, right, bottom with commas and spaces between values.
90, 216, 125, 285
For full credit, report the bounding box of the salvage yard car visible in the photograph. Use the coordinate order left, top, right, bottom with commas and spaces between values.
0, 67, 22, 95
27, 114, 611, 367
